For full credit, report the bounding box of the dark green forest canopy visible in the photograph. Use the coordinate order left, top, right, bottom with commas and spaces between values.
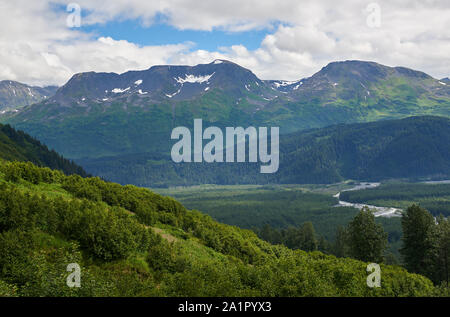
0, 123, 87, 176
79, 116, 450, 187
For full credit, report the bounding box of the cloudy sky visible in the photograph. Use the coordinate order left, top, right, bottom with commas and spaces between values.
0, 0, 449, 86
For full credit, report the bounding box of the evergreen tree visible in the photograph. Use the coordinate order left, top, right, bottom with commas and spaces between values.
333, 225, 349, 258
259, 224, 274, 243
318, 236, 331, 254
299, 222, 318, 252
347, 207, 387, 263
436, 217, 450, 287
400, 204, 437, 277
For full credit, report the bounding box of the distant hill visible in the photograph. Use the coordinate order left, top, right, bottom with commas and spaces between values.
277, 115, 450, 183
79, 116, 450, 186
0, 123, 87, 176
0, 80, 58, 111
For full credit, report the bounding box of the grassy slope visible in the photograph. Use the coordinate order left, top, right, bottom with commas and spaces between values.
0, 161, 435, 297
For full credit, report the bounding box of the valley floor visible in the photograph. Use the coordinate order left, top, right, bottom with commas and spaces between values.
154, 181, 450, 263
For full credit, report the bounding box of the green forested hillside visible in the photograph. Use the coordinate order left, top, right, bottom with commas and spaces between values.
80, 116, 450, 186
276, 115, 450, 183
0, 123, 87, 176
0, 161, 436, 297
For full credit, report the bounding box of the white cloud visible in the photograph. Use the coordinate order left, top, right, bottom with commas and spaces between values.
0, 0, 449, 86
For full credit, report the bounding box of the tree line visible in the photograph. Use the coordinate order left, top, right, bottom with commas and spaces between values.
256, 205, 450, 291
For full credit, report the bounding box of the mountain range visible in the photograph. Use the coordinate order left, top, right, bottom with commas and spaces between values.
0, 80, 58, 112
0, 62, 443, 297
1, 60, 449, 186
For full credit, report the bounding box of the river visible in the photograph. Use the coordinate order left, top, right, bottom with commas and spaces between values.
333, 182, 402, 218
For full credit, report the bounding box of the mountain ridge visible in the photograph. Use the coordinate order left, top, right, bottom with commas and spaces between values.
49, 59, 267, 105
0, 80, 58, 111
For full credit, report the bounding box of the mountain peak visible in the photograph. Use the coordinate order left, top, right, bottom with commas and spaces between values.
210, 59, 230, 65
51, 59, 265, 104
320, 60, 389, 77
308, 60, 435, 88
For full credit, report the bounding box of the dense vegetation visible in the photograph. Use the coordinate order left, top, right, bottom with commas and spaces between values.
340, 183, 450, 217
158, 185, 405, 260
277, 116, 450, 183
156, 185, 360, 241
253, 215, 401, 265
0, 161, 437, 297
400, 205, 450, 287
0, 123, 87, 177
256, 204, 450, 290
79, 116, 450, 187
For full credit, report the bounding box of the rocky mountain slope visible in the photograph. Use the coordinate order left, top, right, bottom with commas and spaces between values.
0, 80, 58, 111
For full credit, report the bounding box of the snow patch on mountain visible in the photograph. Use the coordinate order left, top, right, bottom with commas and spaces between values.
112, 87, 130, 94
166, 88, 182, 98
273, 80, 301, 88
134, 80, 143, 86
293, 82, 303, 90
174, 73, 215, 84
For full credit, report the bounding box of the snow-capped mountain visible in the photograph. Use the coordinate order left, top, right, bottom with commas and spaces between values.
3, 60, 450, 162
50, 59, 274, 106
